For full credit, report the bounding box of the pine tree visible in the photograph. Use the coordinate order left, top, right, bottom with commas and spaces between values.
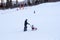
10, 0, 12, 8
16, 0, 18, 4
28, 0, 31, 5
16, 0, 18, 7
1, 0, 4, 8
6, 0, 10, 8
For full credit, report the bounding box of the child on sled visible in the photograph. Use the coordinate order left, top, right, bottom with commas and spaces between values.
31, 25, 37, 31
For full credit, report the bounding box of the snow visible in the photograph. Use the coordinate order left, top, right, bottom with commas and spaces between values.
0, 2, 60, 40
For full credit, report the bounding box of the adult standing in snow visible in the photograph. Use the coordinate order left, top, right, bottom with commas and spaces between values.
24, 19, 30, 31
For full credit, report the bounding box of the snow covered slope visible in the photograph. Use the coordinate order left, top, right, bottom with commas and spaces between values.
0, 2, 60, 40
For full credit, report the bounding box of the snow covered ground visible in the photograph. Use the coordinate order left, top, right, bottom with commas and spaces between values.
0, 2, 60, 40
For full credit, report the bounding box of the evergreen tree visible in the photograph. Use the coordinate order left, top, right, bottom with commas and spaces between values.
6, 0, 10, 8
1, 0, 4, 8
10, 0, 12, 8
16, 0, 18, 7
28, 0, 31, 5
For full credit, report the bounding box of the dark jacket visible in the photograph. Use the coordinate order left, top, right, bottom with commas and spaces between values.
24, 19, 29, 27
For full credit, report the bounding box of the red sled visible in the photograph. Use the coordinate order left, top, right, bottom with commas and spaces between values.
31, 25, 37, 31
